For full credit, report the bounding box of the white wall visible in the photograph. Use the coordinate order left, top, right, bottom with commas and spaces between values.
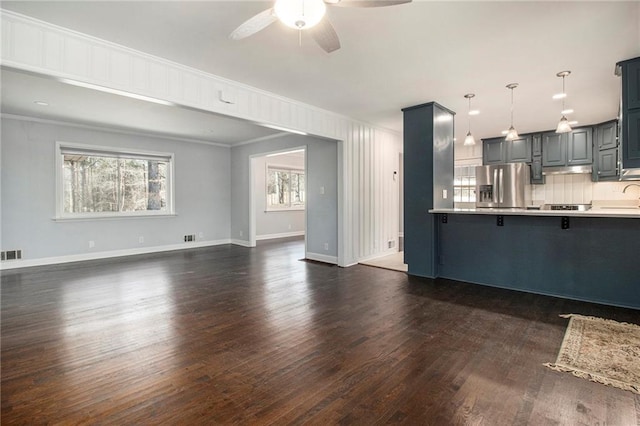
253, 152, 305, 239
1, 11, 402, 267
1, 117, 231, 261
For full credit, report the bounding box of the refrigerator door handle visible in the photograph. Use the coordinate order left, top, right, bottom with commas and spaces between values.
499, 168, 504, 203
493, 168, 499, 203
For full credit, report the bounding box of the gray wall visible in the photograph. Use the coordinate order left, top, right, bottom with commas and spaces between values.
231, 134, 338, 258
1, 117, 230, 260
253, 154, 305, 238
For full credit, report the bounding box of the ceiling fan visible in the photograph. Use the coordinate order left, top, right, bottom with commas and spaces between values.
229, 0, 412, 53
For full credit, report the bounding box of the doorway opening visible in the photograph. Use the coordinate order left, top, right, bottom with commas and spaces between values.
250, 148, 306, 251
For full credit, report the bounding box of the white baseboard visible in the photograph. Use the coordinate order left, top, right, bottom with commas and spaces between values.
358, 249, 399, 263
230, 239, 253, 247
0, 239, 232, 270
305, 252, 338, 265
256, 231, 305, 241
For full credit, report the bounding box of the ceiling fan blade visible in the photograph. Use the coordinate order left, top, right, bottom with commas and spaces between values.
309, 18, 341, 53
229, 8, 277, 40
327, 0, 411, 7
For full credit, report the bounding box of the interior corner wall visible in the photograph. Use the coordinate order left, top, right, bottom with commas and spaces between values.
230, 134, 338, 259
253, 154, 305, 238
0, 117, 231, 261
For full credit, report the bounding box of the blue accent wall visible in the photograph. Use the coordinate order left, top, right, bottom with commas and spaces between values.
437, 213, 640, 309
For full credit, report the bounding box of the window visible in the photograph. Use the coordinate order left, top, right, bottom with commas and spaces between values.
266, 167, 305, 210
454, 165, 476, 203
56, 142, 174, 218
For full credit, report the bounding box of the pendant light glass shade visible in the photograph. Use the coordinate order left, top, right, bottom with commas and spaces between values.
464, 131, 476, 146
555, 71, 572, 134
556, 115, 572, 133
505, 126, 519, 141
463, 93, 476, 146
505, 83, 518, 141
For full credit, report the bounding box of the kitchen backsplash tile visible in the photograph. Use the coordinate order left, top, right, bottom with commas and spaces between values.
529, 174, 637, 205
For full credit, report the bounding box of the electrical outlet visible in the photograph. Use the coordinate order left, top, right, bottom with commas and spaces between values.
139, 236, 144, 244
239, 230, 243, 237
199, 232, 204, 238
324, 242, 329, 251
288, 224, 292, 230
320, 186, 325, 195
89, 240, 95, 248
443, 189, 448, 199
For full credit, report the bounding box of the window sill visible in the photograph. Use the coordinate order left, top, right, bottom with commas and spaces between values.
53, 213, 177, 222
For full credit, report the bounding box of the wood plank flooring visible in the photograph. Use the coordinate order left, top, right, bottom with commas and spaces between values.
2, 237, 639, 425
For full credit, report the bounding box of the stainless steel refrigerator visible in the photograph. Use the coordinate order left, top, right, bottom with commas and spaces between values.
475, 163, 528, 208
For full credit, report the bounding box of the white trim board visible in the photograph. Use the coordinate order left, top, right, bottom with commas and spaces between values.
256, 231, 305, 241
304, 252, 338, 265
358, 248, 400, 263
0, 239, 232, 270
231, 239, 253, 248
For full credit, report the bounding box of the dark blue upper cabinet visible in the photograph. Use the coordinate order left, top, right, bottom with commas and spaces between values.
542, 128, 593, 167
567, 127, 593, 165
596, 120, 618, 150
482, 137, 505, 165
532, 134, 542, 156
619, 57, 640, 169
542, 132, 565, 166
593, 120, 619, 181
623, 58, 640, 110
506, 135, 532, 163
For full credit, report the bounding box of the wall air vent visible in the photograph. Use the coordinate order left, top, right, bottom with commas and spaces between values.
1, 250, 22, 261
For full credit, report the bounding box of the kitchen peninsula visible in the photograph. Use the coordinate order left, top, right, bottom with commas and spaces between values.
403, 102, 640, 310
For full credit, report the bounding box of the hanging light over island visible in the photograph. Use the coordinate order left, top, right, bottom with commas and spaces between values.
555, 70, 573, 133
505, 83, 519, 141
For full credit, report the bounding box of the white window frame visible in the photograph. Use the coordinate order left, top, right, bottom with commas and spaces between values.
55, 141, 175, 220
265, 164, 305, 212
454, 160, 481, 205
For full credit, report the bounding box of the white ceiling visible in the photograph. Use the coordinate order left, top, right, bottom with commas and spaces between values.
1, 1, 640, 144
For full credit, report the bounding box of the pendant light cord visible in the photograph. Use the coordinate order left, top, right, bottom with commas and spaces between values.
510, 87, 514, 127
468, 96, 472, 132
561, 76, 566, 112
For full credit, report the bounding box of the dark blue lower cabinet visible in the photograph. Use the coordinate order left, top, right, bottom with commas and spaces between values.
436, 214, 640, 309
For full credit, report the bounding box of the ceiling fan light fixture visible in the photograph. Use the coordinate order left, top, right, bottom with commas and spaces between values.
275, 0, 327, 30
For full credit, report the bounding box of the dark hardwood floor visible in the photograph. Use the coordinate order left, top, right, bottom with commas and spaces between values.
2, 237, 639, 425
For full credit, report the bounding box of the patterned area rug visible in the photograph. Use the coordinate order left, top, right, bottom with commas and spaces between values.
545, 314, 640, 394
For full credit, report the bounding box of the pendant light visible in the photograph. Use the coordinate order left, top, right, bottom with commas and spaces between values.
463, 93, 476, 146
505, 83, 519, 141
555, 70, 572, 133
